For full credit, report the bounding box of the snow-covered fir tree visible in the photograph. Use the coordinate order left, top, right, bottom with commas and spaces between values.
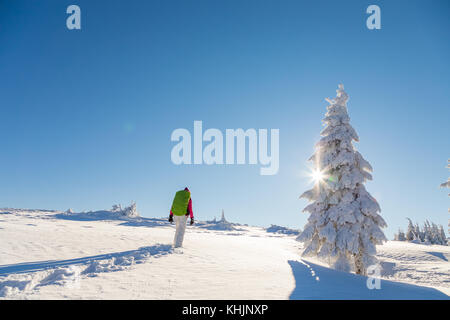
430, 222, 440, 244
439, 225, 447, 245
394, 229, 406, 241
406, 218, 415, 241
298, 84, 387, 275
423, 221, 431, 243
415, 222, 424, 242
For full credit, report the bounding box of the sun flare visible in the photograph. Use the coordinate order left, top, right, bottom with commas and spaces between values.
311, 168, 325, 183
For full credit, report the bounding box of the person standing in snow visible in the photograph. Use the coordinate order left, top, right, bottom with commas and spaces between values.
169, 187, 194, 248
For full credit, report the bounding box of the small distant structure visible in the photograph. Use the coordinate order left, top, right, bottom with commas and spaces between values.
220, 209, 227, 223
201, 209, 242, 231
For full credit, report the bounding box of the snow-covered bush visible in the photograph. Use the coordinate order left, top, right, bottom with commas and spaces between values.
297, 84, 387, 275
266, 225, 300, 236
109, 203, 139, 217
60, 203, 139, 220
111, 204, 122, 213
121, 202, 139, 218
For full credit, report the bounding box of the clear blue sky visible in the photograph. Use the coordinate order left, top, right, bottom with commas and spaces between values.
1, 0, 449, 238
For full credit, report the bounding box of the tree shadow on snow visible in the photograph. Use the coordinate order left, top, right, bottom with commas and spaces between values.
426, 252, 448, 262
0, 244, 173, 276
288, 260, 449, 300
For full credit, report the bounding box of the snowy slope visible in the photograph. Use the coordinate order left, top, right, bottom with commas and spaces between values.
0, 209, 448, 299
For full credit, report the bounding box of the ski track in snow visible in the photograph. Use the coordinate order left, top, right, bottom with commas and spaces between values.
0, 209, 449, 299
0, 244, 173, 297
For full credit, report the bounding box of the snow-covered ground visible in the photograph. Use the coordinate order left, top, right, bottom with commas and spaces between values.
0, 209, 448, 299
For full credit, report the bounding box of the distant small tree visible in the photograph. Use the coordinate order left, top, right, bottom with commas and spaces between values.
406, 218, 415, 241
414, 223, 424, 242
430, 222, 439, 244
439, 225, 447, 245
422, 221, 431, 243
394, 229, 406, 241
